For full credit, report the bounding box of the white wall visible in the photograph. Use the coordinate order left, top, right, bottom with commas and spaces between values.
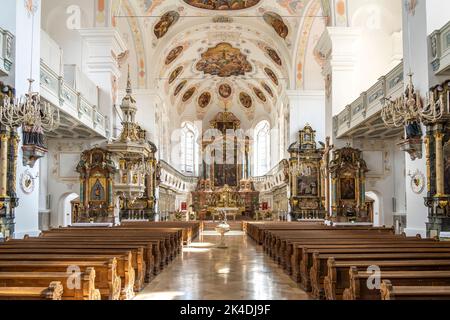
288, 90, 326, 145
426, 0, 450, 34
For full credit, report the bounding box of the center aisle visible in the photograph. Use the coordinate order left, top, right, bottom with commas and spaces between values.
135, 231, 310, 300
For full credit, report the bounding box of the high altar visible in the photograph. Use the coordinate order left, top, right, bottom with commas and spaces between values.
192, 112, 259, 219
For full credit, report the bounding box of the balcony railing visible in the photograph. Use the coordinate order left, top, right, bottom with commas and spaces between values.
430, 20, 450, 75
333, 62, 404, 138
0, 27, 14, 76
251, 160, 289, 192
158, 160, 198, 193
40, 30, 107, 138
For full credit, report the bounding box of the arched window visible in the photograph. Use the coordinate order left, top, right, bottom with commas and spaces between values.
254, 120, 271, 176
180, 122, 198, 175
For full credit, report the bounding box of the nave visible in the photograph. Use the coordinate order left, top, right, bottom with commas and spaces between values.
135, 231, 310, 300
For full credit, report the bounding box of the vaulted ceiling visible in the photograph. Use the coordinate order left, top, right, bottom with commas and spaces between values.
115, 0, 326, 127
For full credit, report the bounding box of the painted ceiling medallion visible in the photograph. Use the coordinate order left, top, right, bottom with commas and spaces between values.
182, 87, 197, 102
265, 46, 282, 66
165, 46, 184, 65
196, 42, 253, 77
253, 87, 267, 102
264, 67, 279, 86
183, 0, 260, 10
154, 11, 180, 39
198, 92, 212, 108
263, 12, 289, 39
174, 80, 187, 96
218, 83, 232, 99
169, 66, 184, 85
239, 92, 252, 109
261, 82, 274, 97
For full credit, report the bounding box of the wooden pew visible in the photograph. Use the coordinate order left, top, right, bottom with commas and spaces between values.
380, 280, 450, 300
290, 239, 446, 282
0, 268, 100, 300
0, 253, 134, 300
324, 259, 450, 300
309, 252, 450, 299
0, 245, 146, 290
0, 259, 121, 300
343, 267, 450, 300
0, 281, 63, 300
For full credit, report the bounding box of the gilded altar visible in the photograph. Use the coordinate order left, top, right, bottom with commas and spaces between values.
75, 148, 117, 223
288, 125, 326, 219
330, 146, 370, 223
0, 82, 21, 237
192, 111, 259, 218
424, 80, 450, 237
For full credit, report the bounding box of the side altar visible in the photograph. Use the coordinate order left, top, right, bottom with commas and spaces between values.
192, 112, 259, 219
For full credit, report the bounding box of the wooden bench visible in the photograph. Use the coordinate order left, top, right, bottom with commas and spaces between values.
380, 280, 450, 300
310, 252, 450, 299
0, 253, 134, 300
0, 281, 63, 300
343, 267, 450, 300
324, 259, 450, 300
0, 268, 100, 300
288, 239, 444, 282
0, 259, 121, 300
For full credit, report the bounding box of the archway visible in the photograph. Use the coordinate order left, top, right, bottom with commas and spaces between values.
366, 191, 382, 227
58, 193, 79, 227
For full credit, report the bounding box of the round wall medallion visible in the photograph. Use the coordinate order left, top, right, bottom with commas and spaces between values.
20, 170, 35, 194
410, 170, 425, 194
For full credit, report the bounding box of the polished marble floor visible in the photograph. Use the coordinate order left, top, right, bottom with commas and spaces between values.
134, 231, 310, 300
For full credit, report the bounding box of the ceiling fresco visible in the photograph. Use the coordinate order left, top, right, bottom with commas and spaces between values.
253, 87, 267, 103
169, 66, 184, 84
261, 82, 274, 98
154, 11, 180, 39
264, 67, 279, 86
196, 42, 253, 77
263, 12, 289, 39
218, 83, 233, 99
183, 0, 261, 10
198, 92, 212, 108
239, 92, 253, 109
265, 46, 282, 66
174, 80, 188, 96
112, 0, 326, 127
182, 87, 197, 102
165, 45, 184, 65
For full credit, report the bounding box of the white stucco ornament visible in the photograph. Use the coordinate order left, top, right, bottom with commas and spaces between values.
20, 170, 35, 194
410, 169, 425, 194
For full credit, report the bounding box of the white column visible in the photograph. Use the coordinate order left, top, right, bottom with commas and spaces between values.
402, 0, 431, 238
14, 1, 41, 238
316, 27, 360, 145
78, 28, 127, 139
287, 90, 326, 145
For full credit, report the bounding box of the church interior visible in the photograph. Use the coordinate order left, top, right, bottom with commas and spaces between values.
0, 0, 450, 302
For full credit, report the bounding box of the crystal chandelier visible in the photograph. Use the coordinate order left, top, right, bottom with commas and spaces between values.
381, 73, 443, 128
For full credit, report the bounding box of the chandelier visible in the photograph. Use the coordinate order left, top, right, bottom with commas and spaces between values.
0, 79, 60, 131
381, 73, 443, 128
0, 8, 60, 168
